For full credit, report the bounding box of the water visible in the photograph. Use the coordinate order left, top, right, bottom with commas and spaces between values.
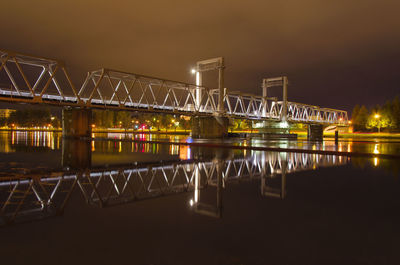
0, 131, 399, 265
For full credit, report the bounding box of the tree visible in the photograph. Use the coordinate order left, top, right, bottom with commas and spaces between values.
51, 116, 61, 128
351, 104, 360, 123
116, 111, 132, 131
0, 117, 6, 127
103, 110, 115, 128
179, 116, 191, 132
160, 114, 172, 132
353, 105, 369, 131
392, 96, 400, 131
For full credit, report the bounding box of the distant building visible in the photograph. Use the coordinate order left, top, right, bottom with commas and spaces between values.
0, 109, 16, 119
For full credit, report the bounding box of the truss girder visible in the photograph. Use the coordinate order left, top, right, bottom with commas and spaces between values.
0, 50, 348, 125
0, 49, 80, 104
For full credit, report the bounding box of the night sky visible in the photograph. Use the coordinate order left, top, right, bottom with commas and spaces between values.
1, 0, 399, 112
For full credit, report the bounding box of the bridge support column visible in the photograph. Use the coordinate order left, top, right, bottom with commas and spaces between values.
307, 124, 323, 141
191, 116, 228, 138
62, 107, 92, 139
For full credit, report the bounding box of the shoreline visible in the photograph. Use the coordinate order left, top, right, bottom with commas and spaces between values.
1, 128, 400, 140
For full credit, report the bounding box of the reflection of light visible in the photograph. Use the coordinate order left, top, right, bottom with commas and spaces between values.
91, 141, 95, 151
179, 145, 191, 160
194, 167, 199, 203
374, 157, 379, 167
189, 199, 194, 207
118, 141, 122, 152
373, 144, 379, 154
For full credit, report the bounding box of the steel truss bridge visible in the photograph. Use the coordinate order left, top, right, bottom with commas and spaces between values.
0, 49, 348, 125
0, 152, 347, 225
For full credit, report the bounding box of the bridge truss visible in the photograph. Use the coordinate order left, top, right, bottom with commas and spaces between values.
0, 49, 348, 125
0, 50, 348, 125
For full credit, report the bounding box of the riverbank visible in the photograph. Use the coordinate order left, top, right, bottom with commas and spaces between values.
2, 127, 400, 140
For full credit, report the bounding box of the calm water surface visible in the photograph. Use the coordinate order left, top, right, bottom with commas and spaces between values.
0, 131, 399, 265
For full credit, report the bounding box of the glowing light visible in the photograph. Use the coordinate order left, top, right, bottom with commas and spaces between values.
279, 121, 289, 128
189, 199, 194, 206
191, 68, 196, 74
374, 157, 379, 167
373, 144, 379, 154
374, 114, 380, 119
348, 120, 352, 124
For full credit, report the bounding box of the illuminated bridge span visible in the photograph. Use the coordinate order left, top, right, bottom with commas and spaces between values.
0, 152, 347, 225
0, 49, 348, 125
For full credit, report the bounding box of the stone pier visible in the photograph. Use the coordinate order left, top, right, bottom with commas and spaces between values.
307, 124, 323, 141
62, 108, 92, 139
191, 116, 229, 138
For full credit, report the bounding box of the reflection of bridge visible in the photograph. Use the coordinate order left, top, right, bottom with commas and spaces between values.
0, 152, 347, 225
0, 49, 348, 135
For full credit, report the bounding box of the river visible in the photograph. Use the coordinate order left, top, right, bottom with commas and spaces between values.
0, 131, 399, 264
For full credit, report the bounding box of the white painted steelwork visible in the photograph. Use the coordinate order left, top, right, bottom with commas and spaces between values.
0, 49, 348, 125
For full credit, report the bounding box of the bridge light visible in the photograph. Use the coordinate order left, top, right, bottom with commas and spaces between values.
279, 121, 289, 128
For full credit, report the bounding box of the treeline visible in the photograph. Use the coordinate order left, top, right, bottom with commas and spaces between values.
92, 110, 191, 131
352, 96, 400, 132
0, 108, 60, 128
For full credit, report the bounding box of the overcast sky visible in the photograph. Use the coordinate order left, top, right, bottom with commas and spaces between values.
1, 0, 399, 112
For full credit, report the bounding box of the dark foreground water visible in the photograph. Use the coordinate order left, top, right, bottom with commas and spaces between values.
0, 131, 399, 265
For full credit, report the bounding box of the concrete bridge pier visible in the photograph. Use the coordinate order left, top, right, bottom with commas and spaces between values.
307, 124, 323, 141
62, 107, 92, 139
191, 116, 229, 138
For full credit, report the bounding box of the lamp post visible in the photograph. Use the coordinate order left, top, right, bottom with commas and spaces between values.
191, 68, 202, 111
374, 114, 381, 133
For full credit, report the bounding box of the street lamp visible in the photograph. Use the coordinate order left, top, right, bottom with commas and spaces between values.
191, 68, 201, 110
374, 114, 381, 133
